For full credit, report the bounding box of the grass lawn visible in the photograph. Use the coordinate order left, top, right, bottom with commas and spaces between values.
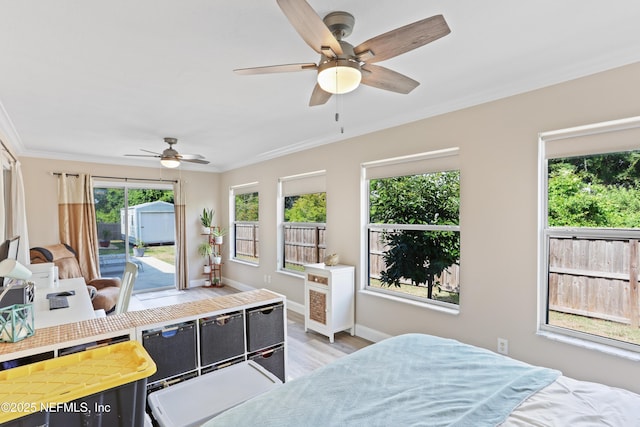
369, 279, 459, 304
549, 311, 640, 346
100, 240, 175, 265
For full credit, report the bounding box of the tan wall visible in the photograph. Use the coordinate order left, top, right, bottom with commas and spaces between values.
13, 62, 640, 393
220, 61, 640, 393
19, 157, 220, 283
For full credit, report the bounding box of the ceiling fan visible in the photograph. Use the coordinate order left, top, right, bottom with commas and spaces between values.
234, 0, 451, 106
125, 137, 210, 168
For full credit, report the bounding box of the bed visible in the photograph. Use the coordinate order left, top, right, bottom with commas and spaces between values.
204, 333, 640, 426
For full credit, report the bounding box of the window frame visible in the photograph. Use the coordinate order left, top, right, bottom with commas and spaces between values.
277, 170, 326, 276
229, 182, 260, 266
538, 116, 640, 354
361, 148, 461, 309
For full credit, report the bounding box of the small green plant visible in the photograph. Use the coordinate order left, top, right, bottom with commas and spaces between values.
101, 229, 111, 240
198, 242, 213, 258
134, 238, 145, 248
212, 227, 227, 237
200, 208, 214, 228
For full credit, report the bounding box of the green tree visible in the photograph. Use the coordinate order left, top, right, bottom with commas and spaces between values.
370, 172, 460, 299
285, 193, 326, 222
235, 192, 259, 221
548, 153, 640, 228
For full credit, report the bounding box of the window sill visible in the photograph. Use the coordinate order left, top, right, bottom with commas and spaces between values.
230, 258, 259, 268
537, 329, 640, 362
276, 269, 305, 280
359, 289, 460, 316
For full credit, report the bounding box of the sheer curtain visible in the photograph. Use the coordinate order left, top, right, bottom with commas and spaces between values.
174, 179, 188, 290
10, 161, 30, 265
57, 173, 100, 281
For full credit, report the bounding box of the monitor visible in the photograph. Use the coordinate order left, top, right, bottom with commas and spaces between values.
0, 236, 20, 286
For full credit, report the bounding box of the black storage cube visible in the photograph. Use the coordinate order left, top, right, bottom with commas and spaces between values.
200, 311, 245, 367
142, 322, 197, 383
246, 303, 284, 352
249, 345, 285, 383
0, 378, 148, 427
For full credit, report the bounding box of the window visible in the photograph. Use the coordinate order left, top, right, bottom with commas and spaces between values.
540, 117, 640, 352
363, 149, 460, 307
278, 171, 326, 274
230, 183, 259, 264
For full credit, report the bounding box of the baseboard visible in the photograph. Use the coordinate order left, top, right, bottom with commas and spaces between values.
353, 324, 391, 343
221, 277, 257, 292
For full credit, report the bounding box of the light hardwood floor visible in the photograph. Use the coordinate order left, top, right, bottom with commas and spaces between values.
130, 286, 371, 380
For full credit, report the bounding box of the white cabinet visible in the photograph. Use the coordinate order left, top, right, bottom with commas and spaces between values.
304, 263, 355, 343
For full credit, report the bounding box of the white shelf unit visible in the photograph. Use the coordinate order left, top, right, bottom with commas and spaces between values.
303, 263, 355, 343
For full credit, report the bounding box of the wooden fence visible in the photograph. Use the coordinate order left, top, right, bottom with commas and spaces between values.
369, 230, 460, 292
548, 237, 640, 328
235, 222, 260, 261
283, 223, 326, 269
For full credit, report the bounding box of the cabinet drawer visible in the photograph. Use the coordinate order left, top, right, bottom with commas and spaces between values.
308, 288, 327, 325
249, 345, 285, 383
200, 311, 245, 366
143, 322, 197, 383
307, 273, 328, 285
247, 304, 285, 352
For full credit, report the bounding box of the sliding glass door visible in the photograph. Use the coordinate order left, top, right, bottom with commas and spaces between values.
94, 181, 175, 293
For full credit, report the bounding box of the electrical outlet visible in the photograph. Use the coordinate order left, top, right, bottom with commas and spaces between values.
497, 338, 509, 355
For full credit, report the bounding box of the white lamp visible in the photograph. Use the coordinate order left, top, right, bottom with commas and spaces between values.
160, 157, 180, 168
0, 259, 32, 282
317, 58, 362, 94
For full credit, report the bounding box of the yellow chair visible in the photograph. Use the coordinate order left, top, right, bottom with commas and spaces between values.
113, 262, 138, 315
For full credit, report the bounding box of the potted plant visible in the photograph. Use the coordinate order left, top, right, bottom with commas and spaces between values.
133, 239, 146, 257
200, 208, 214, 234
212, 227, 227, 245
198, 242, 213, 272
99, 229, 111, 248
212, 251, 222, 265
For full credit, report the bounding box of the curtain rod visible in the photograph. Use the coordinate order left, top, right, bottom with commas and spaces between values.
51, 172, 177, 183
0, 140, 17, 163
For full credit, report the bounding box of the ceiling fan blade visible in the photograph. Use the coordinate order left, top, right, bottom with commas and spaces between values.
124, 154, 160, 158
276, 0, 342, 57
234, 63, 317, 75
182, 158, 210, 165
354, 15, 450, 64
360, 64, 420, 94
139, 149, 161, 155
309, 83, 332, 106
178, 153, 206, 160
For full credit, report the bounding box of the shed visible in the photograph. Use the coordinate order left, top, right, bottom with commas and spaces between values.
121, 201, 175, 245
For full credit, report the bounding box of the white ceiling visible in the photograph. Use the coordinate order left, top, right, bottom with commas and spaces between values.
0, 1, 639, 172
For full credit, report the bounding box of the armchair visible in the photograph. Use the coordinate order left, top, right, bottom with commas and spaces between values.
30, 244, 121, 312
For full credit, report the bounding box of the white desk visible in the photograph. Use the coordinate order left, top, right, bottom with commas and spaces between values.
33, 278, 97, 329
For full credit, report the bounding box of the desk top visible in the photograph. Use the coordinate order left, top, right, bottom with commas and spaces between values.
33, 278, 97, 329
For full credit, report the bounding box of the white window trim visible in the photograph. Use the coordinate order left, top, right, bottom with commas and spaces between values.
277, 170, 326, 275
537, 116, 640, 355
361, 149, 460, 309
229, 182, 259, 265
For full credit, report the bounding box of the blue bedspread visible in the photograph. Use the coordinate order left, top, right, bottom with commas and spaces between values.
205, 333, 560, 427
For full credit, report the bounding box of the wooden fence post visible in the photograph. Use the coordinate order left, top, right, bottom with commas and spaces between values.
630, 239, 639, 329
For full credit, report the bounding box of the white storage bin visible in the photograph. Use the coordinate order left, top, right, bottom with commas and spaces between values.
147, 361, 281, 427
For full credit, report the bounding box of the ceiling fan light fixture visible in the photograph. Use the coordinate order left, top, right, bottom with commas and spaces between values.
160, 157, 180, 168
317, 58, 362, 94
